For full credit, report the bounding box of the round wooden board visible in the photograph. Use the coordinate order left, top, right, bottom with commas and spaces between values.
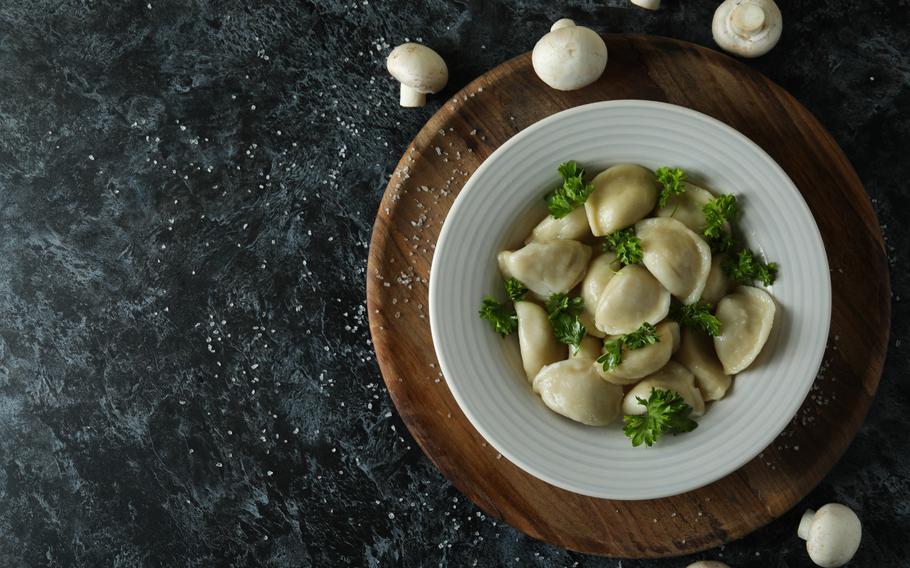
366, 35, 890, 558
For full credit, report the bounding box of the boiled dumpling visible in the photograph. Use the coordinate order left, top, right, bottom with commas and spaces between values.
655, 182, 722, 235
527, 207, 591, 243
533, 358, 623, 426
635, 218, 712, 305
579, 252, 617, 338
515, 301, 564, 381
596, 321, 680, 385
622, 361, 706, 417
578, 311, 598, 341
713, 286, 776, 374
701, 256, 730, 306
674, 327, 732, 400
584, 164, 658, 237
594, 264, 670, 335
498, 240, 591, 299
570, 335, 603, 361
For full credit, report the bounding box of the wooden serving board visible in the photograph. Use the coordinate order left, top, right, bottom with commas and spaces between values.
366, 35, 890, 558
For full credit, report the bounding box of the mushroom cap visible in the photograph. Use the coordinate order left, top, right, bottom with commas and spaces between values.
550, 18, 575, 32
712, 0, 782, 58
386, 43, 449, 94
806, 504, 862, 568
532, 23, 607, 91
631, 0, 661, 9
686, 562, 730, 568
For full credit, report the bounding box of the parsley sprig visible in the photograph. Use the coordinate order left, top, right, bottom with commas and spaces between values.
723, 249, 778, 286
598, 338, 624, 372
623, 388, 699, 447
624, 323, 661, 349
504, 277, 528, 302
545, 161, 595, 219
670, 300, 722, 337
478, 297, 517, 337
656, 166, 687, 208
596, 322, 660, 372
702, 194, 738, 252
703, 194, 737, 239
545, 293, 586, 352
478, 278, 529, 336
602, 228, 643, 266
709, 232, 735, 254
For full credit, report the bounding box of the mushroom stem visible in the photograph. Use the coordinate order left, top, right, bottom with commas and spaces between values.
399, 84, 427, 107
731, 3, 766, 35
798, 509, 816, 540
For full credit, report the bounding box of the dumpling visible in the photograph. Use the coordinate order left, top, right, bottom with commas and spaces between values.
595, 321, 680, 385
578, 311, 598, 341
579, 252, 617, 338
701, 256, 730, 306
635, 218, 712, 305
527, 207, 591, 243
655, 182, 721, 235
594, 264, 670, 335
570, 335, 603, 361
584, 164, 658, 237
622, 361, 706, 417
674, 327, 732, 400
515, 301, 564, 381
498, 240, 591, 299
533, 358, 623, 426
713, 286, 776, 374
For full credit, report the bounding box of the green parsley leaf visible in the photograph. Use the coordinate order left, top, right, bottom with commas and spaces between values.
597, 338, 624, 372
624, 322, 660, 349
756, 261, 778, 286
670, 300, 722, 337
545, 161, 595, 219
602, 228, 643, 266
709, 232, 736, 254
723, 248, 778, 286
545, 293, 586, 350
544, 293, 584, 318
702, 193, 738, 253
551, 316, 586, 351
596, 322, 660, 372
504, 277, 528, 302
656, 166, 687, 208
702, 194, 738, 239
623, 388, 699, 447
558, 160, 581, 181
478, 296, 517, 337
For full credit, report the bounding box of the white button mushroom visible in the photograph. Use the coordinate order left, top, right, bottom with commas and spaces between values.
712, 0, 782, 58
532, 19, 607, 91
549, 18, 576, 32
386, 43, 448, 107
798, 503, 862, 567
686, 562, 731, 568
631, 0, 661, 10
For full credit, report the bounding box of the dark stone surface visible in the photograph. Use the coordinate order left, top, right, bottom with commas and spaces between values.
0, 0, 906, 566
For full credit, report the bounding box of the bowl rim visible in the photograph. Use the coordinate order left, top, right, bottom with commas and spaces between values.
429, 99, 831, 499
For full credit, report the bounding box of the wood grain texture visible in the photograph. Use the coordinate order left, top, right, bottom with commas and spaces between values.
365, 35, 890, 558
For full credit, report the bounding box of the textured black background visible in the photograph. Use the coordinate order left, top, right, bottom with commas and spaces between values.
0, 0, 907, 566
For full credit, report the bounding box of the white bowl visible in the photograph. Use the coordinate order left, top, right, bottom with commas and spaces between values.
429, 100, 830, 500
